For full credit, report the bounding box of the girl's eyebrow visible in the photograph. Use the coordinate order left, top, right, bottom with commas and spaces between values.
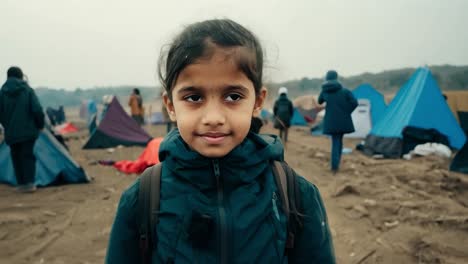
177, 86, 200, 95
223, 85, 249, 94
177, 85, 250, 95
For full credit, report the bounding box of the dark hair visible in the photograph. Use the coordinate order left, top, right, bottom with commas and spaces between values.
133, 88, 140, 95
159, 19, 263, 99
7, 66, 23, 79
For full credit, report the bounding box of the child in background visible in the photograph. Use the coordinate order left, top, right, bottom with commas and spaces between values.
273, 87, 294, 143
106, 19, 335, 263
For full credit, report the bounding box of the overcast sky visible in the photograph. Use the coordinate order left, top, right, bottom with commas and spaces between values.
1, 0, 467, 90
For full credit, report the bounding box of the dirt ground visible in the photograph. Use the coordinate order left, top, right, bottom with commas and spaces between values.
1, 122, 468, 264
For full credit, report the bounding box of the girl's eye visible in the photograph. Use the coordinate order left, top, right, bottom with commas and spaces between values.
184, 95, 202, 102
225, 93, 242, 102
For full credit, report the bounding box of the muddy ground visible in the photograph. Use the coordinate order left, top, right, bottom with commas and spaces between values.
1, 122, 468, 264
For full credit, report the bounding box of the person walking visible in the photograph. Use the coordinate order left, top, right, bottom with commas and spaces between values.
128, 88, 144, 125
318, 70, 358, 173
0, 66, 45, 192
273, 87, 294, 143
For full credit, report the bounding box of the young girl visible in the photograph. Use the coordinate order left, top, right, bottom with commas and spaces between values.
106, 19, 335, 263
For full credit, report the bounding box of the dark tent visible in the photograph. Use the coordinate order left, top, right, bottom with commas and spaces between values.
458, 111, 468, 135
83, 97, 152, 149
0, 130, 90, 186
450, 142, 468, 174
46, 106, 66, 125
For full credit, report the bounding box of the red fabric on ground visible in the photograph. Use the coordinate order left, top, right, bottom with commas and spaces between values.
55, 122, 79, 134
113, 137, 163, 174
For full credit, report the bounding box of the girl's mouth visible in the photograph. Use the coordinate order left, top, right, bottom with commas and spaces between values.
198, 132, 229, 144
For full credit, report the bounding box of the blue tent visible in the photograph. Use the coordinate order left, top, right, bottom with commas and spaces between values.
291, 108, 308, 126
352, 84, 387, 125
0, 130, 90, 187
260, 109, 273, 122
364, 67, 466, 157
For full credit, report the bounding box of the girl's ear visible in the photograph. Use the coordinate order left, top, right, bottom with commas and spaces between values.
163, 91, 177, 122
253, 87, 267, 117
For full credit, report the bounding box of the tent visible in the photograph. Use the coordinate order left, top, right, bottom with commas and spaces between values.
0, 130, 90, 186
364, 67, 466, 158
147, 112, 165, 125
83, 97, 152, 149
345, 99, 372, 138
55, 122, 79, 135
450, 142, 468, 174
458, 111, 468, 135
46, 106, 66, 125
352, 84, 387, 125
291, 108, 308, 126
88, 113, 97, 134
113, 137, 163, 174
260, 109, 273, 122
296, 107, 321, 123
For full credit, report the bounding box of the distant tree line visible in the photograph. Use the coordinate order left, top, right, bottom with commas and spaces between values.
36, 86, 160, 108
265, 65, 468, 99
35, 65, 468, 107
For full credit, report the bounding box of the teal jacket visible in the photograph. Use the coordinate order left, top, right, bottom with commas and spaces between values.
0, 77, 44, 145
106, 130, 335, 263
318, 80, 358, 135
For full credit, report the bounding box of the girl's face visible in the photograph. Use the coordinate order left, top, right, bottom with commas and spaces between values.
163, 47, 266, 158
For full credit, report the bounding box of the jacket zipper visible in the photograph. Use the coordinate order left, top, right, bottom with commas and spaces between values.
213, 159, 228, 264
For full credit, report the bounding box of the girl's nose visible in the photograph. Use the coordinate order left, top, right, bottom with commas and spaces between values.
201, 103, 226, 126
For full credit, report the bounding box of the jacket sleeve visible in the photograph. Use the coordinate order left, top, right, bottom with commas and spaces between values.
29, 89, 45, 129
0, 91, 4, 126
290, 176, 336, 264
106, 179, 142, 264
318, 92, 325, 105
273, 100, 278, 115
346, 90, 358, 113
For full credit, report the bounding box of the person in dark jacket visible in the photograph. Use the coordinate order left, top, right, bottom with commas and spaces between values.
106, 19, 335, 263
318, 70, 358, 173
273, 87, 294, 143
0, 66, 45, 192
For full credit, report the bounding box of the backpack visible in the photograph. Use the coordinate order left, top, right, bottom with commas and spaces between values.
137, 161, 304, 264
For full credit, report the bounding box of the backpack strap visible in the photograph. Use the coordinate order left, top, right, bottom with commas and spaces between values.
138, 163, 162, 264
271, 161, 304, 253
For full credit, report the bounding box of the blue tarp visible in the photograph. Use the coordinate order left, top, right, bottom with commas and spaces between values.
370, 67, 466, 149
291, 108, 308, 126
0, 130, 90, 187
352, 84, 387, 125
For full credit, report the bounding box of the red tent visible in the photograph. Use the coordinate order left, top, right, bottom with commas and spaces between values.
55, 122, 79, 135
113, 137, 163, 174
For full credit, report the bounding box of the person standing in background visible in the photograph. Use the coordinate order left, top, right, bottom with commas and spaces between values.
273, 87, 294, 143
318, 70, 358, 173
128, 88, 144, 125
0, 66, 44, 192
